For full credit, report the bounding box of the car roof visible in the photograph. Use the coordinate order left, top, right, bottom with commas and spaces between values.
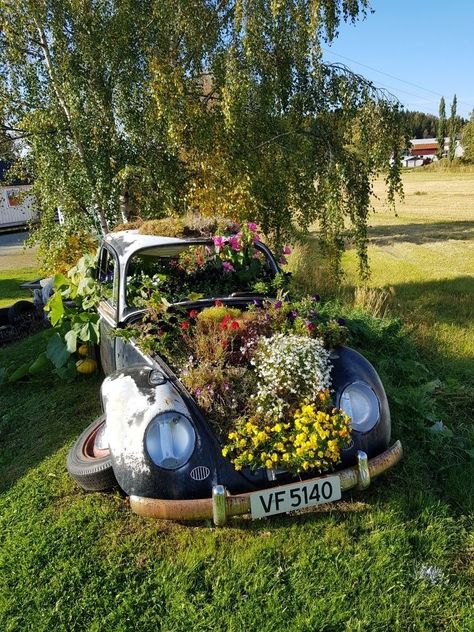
103, 230, 194, 260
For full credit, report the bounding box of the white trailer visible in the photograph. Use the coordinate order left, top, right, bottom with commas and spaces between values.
0, 184, 36, 230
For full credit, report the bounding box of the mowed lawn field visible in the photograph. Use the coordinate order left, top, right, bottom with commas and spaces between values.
0, 170, 473, 631
343, 168, 474, 380
0, 236, 38, 308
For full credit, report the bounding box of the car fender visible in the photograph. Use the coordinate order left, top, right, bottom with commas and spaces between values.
331, 346, 391, 463
101, 366, 191, 493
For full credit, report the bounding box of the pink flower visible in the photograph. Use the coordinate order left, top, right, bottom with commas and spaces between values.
213, 236, 225, 250
283, 245, 291, 255
279, 256, 287, 265
248, 222, 258, 232
229, 235, 241, 251
222, 261, 235, 273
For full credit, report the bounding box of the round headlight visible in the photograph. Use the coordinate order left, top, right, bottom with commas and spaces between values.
339, 381, 380, 433
145, 411, 195, 469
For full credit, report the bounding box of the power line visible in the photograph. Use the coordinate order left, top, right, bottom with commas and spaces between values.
322, 47, 474, 112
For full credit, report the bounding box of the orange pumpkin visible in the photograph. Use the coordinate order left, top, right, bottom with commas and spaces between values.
76, 358, 97, 374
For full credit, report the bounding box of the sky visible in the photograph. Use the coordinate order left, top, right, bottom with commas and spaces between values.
322, 0, 474, 118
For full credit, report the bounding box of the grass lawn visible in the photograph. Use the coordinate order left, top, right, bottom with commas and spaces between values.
0, 267, 38, 308
342, 169, 474, 381
0, 174, 473, 631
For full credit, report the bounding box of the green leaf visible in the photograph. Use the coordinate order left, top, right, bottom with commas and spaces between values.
28, 352, 51, 375
55, 357, 77, 381
53, 273, 70, 289
187, 292, 204, 301
8, 363, 31, 383
46, 333, 70, 369
64, 329, 78, 353
46, 291, 65, 327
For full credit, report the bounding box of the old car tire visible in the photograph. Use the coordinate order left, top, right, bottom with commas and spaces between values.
67, 415, 117, 491
7, 300, 36, 325
0, 306, 9, 326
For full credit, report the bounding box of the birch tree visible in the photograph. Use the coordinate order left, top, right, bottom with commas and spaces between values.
0, 0, 405, 278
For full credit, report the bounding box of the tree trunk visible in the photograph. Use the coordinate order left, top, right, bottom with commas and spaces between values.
34, 18, 109, 234
119, 187, 131, 223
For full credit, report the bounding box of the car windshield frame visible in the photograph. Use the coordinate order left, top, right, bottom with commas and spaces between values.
122, 237, 281, 318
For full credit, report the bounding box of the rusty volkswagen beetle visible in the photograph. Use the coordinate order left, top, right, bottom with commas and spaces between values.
67, 230, 402, 525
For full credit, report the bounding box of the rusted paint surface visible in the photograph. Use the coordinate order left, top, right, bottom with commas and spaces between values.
129, 440, 403, 521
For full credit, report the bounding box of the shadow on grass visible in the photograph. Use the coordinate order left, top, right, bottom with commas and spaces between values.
0, 331, 102, 494
0, 276, 37, 307
389, 275, 474, 328
368, 220, 474, 246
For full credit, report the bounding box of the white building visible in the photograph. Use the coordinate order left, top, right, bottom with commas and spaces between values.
0, 161, 36, 230
401, 137, 464, 168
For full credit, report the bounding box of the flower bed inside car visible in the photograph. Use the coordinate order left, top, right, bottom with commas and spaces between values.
120, 222, 352, 476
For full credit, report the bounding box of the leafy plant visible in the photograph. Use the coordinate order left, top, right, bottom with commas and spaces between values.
2, 254, 101, 383
45, 254, 101, 356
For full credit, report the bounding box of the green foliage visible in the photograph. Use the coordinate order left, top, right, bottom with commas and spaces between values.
402, 109, 438, 139
197, 305, 242, 323
26, 217, 98, 276
436, 97, 446, 160
448, 94, 458, 162
0, 0, 404, 279
461, 111, 474, 163
45, 254, 101, 359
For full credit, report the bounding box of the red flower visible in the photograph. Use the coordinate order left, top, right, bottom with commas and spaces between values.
220, 314, 232, 330
181, 321, 189, 330
188, 309, 198, 319
215, 300, 223, 307
230, 321, 240, 330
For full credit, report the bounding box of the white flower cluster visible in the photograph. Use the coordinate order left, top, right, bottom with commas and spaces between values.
251, 333, 332, 419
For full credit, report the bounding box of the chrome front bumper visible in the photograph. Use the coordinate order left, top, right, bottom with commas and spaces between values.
130, 440, 403, 525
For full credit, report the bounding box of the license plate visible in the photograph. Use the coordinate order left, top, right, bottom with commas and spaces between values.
250, 475, 341, 519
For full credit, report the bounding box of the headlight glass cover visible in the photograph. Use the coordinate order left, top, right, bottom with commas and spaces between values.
145, 411, 196, 469
339, 381, 380, 433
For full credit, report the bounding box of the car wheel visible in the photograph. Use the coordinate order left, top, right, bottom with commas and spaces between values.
7, 300, 36, 325
0, 306, 9, 326
67, 415, 117, 491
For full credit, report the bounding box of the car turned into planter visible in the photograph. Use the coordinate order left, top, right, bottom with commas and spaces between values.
67, 230, 402, 525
